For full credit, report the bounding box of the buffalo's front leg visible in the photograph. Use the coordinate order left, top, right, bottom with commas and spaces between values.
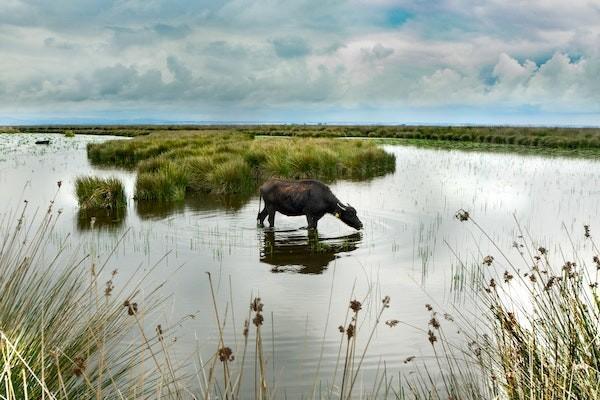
306, 214, 318, 230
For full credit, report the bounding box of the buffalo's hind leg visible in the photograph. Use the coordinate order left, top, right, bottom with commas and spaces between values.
257, 207, 268, 227
268, 209, 276, 228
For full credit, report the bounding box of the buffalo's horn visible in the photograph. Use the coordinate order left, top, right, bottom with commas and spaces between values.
337, 202, 347, 211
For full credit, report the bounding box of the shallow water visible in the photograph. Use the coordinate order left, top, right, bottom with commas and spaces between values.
1, 133, 599, 396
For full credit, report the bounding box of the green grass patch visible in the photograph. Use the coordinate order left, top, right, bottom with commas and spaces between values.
75, 176, 126, 209
87, 131, 396, 202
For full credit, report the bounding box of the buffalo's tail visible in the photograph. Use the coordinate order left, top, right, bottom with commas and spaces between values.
257, 190, 263, 220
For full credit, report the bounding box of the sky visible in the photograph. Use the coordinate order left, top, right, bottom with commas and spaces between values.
1, 0, 600, 125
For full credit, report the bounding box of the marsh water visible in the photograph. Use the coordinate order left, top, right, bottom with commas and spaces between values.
1, 133, 599, 396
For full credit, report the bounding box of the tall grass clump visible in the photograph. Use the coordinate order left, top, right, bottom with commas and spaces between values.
87, 131, 396, 202
404, 211, 600, 399
0, 190, 180, 398
135, 162, 188, 202
75, 176, 126, 210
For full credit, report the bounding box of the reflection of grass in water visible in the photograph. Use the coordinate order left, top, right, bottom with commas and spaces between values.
76, 207, 126, 231
87, 131, 396, 201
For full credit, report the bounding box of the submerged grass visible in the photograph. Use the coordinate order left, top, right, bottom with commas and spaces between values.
75, 176, 126, 210
87, 131, 396, 201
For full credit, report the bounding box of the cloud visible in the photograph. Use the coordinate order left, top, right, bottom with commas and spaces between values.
361, 43, 394, 61
107, 23, 192, 48
43, 37, 77, 50
272, 36, 311, 59
1, 0, 600, 122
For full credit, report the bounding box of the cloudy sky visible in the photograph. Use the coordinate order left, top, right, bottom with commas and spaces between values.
1, 0, 600, 125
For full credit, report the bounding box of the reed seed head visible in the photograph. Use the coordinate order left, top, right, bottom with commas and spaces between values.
346, 323, 355, 339
104, 279, 114, 297
72, 356, 87, 377
123, 300, 138, 316
455, 209, 470, 221
218, 346, 234, 362
382, 295, 390, 307
350, 299, 362, 313
253, 313, 264, 327
427, 329, 437, 345
251, 297, 263, 313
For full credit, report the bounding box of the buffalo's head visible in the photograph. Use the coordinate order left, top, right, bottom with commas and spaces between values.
335, 203, 363, 230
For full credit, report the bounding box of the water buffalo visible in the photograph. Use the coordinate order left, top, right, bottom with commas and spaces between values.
257, 179, 363, 230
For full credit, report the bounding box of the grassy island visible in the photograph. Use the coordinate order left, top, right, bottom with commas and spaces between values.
87, 131, 396, 202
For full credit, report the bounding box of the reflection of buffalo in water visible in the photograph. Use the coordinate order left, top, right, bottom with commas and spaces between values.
260, 230, 362, 274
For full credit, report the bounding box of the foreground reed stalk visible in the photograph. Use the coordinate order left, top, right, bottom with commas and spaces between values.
0, 187, 179, 399
404, 210, 600, 399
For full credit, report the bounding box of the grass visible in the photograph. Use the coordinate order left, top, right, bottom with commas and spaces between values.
87, 131, 396, 201
374, 137, 600, 159
0, 191, 179, 398
10, 124, 600, 155
75, 176, 126, 210
402, 211, 600, 399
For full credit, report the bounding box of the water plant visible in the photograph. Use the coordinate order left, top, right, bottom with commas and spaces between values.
75, 176, 126, 210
